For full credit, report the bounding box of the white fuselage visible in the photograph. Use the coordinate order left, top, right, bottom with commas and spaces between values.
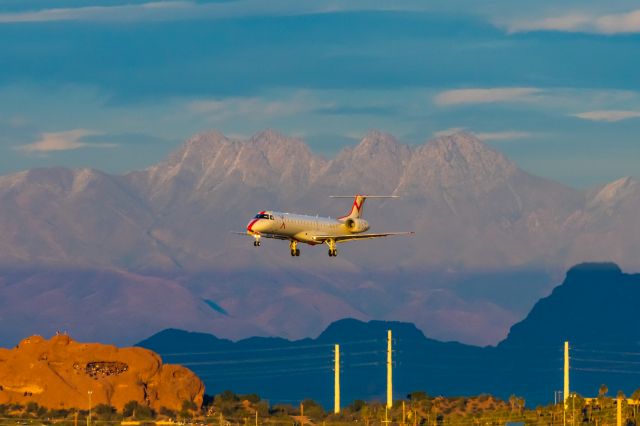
247, 211, 369, 244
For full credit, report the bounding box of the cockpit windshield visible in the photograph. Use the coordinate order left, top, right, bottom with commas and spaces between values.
254, 213, 274, 220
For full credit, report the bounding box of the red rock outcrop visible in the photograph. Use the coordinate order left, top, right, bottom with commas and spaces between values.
0, 334, 204, 411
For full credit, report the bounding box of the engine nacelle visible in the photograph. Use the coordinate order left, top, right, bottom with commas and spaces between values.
344, 218, 370, 233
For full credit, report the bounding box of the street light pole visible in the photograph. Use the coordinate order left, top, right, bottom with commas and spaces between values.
88, 390, 93, 426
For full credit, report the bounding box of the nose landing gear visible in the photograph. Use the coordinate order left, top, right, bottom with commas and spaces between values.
289, 240, 300, 257
253, 236, 261, 247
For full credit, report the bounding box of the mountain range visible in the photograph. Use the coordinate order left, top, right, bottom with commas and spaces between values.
0, 129, 638, 346
138, 263, 640, 408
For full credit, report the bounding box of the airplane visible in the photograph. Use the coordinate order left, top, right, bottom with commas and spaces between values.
239, 195, 413, 257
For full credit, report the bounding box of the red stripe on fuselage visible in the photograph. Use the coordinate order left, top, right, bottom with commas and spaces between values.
247, 218, 259, 232
248, 211, 267, 232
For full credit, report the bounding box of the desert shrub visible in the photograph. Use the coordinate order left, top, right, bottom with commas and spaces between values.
94, 404, 117, 420
159, 407, 176, 418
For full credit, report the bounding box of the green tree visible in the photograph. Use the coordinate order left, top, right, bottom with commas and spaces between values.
599, 384, 609, 397
241, 394, 260, 404
159, 407, 176, 419
122, 401, 154, 420
300, 399, 325, 421
631, 388, 640, 421
94, 404, 117, 420
25, 402, 39, 414
181, 400, 197, 412
409, 391, 430, 401
349, 400, 366, 412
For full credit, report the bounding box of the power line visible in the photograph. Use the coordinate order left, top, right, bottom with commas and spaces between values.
158, 339, 381, 357
572, 357, 640, 366
181, 353, 332, 366
572, 348, 640, 357
573, 367, 640, 376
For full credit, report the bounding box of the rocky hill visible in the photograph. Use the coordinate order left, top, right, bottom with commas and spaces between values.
0, 334, 204, 411
0, 130, 638, 346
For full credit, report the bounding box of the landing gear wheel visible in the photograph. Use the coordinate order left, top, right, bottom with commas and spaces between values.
289, 240, 299, 258
328, 249, 337, 257
253, 240, 261, 247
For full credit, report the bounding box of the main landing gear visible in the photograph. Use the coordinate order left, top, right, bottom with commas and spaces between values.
289, 240, 300, 257
326, 239, 337, 257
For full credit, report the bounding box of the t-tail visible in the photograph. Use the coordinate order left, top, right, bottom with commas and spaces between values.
331, 194, 399, 220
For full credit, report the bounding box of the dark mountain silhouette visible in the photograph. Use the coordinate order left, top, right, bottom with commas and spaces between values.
138, 263, 640, 408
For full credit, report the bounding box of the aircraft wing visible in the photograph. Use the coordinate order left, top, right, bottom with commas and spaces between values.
311, 232, 414, 243
231, 231, 291, 241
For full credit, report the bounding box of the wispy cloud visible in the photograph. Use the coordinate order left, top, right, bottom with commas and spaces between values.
434, 128, 531, 141
0, 1, 196, 23
433, 128, 465, 137
188, 93, 325, 121
572, 110, 640, 122
17, 129, 116, 153
506, 9, 640, 34
434, 88, 541, 106
0, 0, 372, 24
474, 131, 532, 141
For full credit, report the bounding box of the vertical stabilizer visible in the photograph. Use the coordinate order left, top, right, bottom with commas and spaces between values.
330, 195, 398, 220
339, 195, 366, 219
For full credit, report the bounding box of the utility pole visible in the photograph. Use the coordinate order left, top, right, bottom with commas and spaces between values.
334, 344, 340, 414
402, 401, 406, 426
255, 409, 258, 426
564, 341, 570, 409
383, 406, 391, 426
617, 396, 622, 426
387, 329, 393, 409
87, 390, 92, 426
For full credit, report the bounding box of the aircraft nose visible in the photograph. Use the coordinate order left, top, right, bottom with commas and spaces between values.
247, 218, 263, 233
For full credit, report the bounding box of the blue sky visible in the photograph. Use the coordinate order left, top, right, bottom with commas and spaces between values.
1, 0, 639, 187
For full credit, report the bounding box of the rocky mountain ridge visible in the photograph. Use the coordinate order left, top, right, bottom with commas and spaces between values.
0, 130, 638, 346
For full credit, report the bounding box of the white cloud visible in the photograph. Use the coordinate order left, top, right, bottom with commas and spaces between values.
506, 14, 591, 33
17, 129, 116, 153
572, 110, 640, 122
597, 10, 640, 34
434, 88, 541, 106
506, 9, 640, 34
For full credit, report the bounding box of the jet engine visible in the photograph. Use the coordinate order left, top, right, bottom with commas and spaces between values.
344, 218, 370, 233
